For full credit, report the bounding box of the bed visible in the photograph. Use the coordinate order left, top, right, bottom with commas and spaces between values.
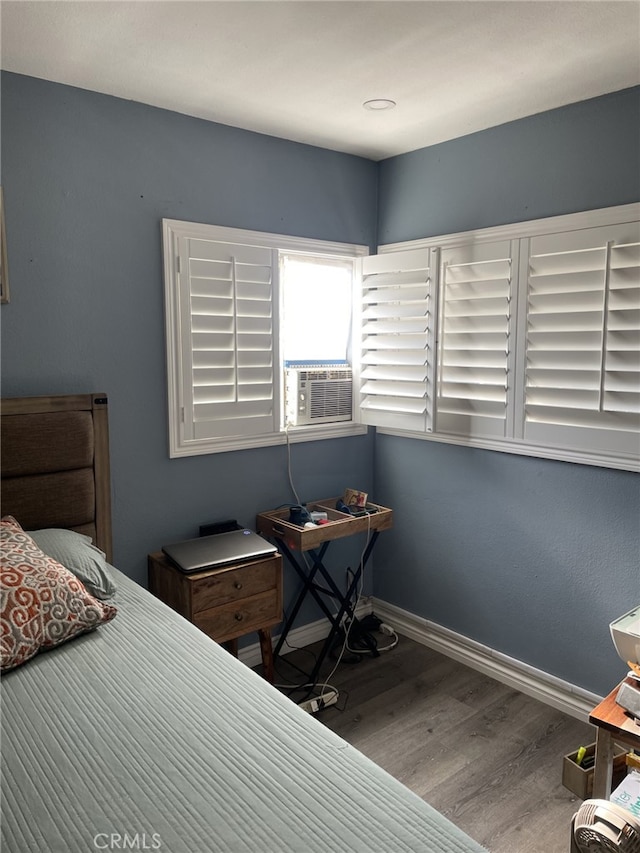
1, 393, 488, 853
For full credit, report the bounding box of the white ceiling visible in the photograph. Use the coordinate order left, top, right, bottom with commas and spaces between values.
2, 0, 639, 160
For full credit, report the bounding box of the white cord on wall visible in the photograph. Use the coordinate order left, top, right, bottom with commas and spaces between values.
284, 422, 302, 505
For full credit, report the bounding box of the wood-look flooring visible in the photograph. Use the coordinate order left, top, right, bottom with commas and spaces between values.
273, 633, 595, 853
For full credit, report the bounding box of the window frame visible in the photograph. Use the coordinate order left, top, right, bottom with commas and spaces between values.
162, 219, 368, 457
163, 205, 638, 470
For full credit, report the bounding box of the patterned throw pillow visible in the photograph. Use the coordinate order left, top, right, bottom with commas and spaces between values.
1, 516, 117, 671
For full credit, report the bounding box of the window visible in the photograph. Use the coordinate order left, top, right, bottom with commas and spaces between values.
164, 205, 639, 470
162, 219, 366, 456
521, 223, 640, 459
364, 203, 640, 471
280, 255, 353, 366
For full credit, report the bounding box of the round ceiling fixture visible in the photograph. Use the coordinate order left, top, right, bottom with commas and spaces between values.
363, 99, 396, 111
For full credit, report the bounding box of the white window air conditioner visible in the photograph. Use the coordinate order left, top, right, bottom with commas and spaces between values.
285, 366, 353, 426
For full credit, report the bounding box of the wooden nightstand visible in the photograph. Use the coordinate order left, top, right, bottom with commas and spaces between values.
148, 551, 283, 682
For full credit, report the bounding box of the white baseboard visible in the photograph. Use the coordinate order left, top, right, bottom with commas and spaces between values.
238, 596, 373, 669
372, 598, 602, 722
240, 596, 602, 722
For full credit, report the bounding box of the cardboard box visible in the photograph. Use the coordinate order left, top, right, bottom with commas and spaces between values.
611, 769, 640, 817
562, 742, 627, 799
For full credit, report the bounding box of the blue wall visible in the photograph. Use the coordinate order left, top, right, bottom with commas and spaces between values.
2, 72, 638, 694
374, 87, 640, 696
0, 73, 377, 627
378, 86, 640, 242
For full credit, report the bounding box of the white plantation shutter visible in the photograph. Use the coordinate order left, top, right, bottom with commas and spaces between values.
436, 241, 514, 437
607, 239, 640, 417
358, 248, 432, 431
179, 237, 277, 442
524, 222, 640, 458
164, 219, 367, 456
163, 206, 638, 467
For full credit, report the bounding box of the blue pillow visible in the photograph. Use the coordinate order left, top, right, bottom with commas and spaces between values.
28, 528, 117, 601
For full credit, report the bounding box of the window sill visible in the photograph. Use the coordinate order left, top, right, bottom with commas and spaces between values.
375, 428, 640, 473
169, 422, 368, 457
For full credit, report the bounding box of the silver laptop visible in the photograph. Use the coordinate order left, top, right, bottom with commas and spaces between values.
162, 529, 277, 574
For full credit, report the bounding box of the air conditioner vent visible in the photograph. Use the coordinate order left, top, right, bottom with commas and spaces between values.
285, 367, 353, 426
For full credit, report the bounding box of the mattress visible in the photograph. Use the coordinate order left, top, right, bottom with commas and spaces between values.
1, 570, 488, 853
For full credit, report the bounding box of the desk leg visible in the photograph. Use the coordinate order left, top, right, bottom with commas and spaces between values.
258, 628, 274, 683
592, 727, 614, 799
223, 638, 239, 657
272, 540, 330, 658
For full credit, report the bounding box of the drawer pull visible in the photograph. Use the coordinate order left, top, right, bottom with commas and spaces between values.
234, 581, 243, 590
234, 612, 244, 622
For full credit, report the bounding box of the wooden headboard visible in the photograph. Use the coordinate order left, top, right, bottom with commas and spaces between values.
1, 393, 113, 561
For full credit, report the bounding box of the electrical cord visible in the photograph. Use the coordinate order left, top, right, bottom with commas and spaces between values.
340, 529, 399, 655
277, 434, 337, 703
273, 645, 344, 711
274, 641, 317, 684
344, 618, 399, 654
284, 422, 302, 505
312, 511, 373, 695
273, 680, 340, 700
277, 436, 394, 701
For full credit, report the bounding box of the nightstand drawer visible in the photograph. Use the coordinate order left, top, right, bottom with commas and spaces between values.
191, 557, 279, 613
194, 590, 280, 642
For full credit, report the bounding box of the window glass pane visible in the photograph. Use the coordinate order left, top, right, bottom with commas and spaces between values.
281, 256, 352, 363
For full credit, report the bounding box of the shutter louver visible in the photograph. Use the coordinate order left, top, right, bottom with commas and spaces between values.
524, 224, 640, 457
186, 238, 276, 440
437, 241, 513, 437
359, 249, 432, 431
606, 241, 640, 417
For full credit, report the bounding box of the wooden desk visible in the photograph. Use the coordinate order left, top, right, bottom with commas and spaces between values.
589, 677, 640, 798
